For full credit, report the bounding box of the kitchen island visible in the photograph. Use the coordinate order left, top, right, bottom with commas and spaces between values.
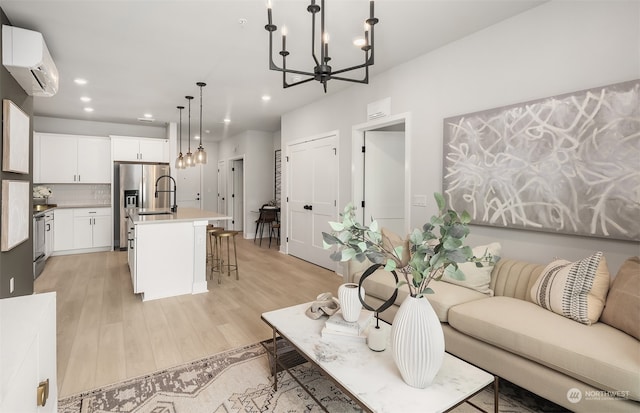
127, 208, 232, 301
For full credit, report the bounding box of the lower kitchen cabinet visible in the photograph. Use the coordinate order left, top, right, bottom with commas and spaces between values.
54, 207, 112, 254
73, 209, 111, 249
53, 209, 74, 252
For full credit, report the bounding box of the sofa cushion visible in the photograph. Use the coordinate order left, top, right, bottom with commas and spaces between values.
601, 256, 640, 340
355, 267, 488, 322
448, 296, 640, 400
442, 242, 501, 296
530, 252, 610, 325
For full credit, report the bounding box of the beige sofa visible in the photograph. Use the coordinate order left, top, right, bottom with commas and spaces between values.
349, 257, 640, 412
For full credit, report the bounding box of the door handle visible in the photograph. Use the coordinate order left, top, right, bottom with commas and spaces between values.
303, 204, 313, 210
37, 378, 49, 407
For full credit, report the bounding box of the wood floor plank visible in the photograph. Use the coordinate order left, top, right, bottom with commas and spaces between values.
60, 326, 99, 396
141, 300, 182, 370
95, 322, 126, 388
160, 297, 208, 363
35, 236, 344, 398
122, 299, 156, 379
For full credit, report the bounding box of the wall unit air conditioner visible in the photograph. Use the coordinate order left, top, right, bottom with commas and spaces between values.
2, 25, 58, 97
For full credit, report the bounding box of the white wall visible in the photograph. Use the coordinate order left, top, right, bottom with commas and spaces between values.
218, 130, 275, 238
281, 0, 640, 274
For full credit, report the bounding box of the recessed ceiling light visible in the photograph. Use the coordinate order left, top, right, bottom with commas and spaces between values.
84, 107, 94, 112
194, 135, 200, 140
223, 118, 231, 124
74, 78, 88, 85
205, 129, 210, 134
353, 38, 366, 47
143, 113, 153, 118
262, 95, 271, 101
80, 96, 91, 102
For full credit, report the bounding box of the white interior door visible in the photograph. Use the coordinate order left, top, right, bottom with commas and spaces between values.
231, 159, 244, 231
0, 292, 57, 413
177, 164, 202, 209
217, 161, 227, 215
364, 131, 405, 234
287, 134, 337, 270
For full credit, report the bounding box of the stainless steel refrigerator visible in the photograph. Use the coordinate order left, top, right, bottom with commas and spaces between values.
114, 162, 171, 249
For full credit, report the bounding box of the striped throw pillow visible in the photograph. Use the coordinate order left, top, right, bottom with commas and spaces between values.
530, 252, 610, 325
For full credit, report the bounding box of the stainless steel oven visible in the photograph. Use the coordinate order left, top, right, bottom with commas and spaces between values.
33, 212, 46, 279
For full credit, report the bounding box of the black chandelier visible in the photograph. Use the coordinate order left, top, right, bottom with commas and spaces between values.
265, 0, 379, 93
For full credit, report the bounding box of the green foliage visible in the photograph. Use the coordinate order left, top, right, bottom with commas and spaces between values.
322, 193, 497, 298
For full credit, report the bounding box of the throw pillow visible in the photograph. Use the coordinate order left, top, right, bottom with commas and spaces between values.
600, 256, 640, 340
441, 242, 502, 296
530, 252, 610, 325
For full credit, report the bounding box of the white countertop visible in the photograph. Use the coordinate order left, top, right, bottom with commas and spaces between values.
129, 208, 232, 224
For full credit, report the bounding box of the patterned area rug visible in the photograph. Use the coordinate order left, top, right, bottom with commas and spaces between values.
58, 342, 568, 413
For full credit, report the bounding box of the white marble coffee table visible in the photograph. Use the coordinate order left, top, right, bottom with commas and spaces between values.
261, 302, 496, 413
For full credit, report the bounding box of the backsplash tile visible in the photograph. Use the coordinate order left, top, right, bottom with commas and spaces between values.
41, 184, 111, 206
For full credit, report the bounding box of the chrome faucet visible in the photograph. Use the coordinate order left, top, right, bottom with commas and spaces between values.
155, 175, 178, 213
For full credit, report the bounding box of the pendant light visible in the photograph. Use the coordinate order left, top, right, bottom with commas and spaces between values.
195, 82, 207, 164
175, 105, 185, 169
184, 95, 194, 167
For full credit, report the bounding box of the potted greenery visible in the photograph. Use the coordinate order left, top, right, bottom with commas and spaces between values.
323, 192, 495, 388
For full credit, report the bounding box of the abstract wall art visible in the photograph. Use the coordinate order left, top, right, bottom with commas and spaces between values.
443, 80, 640, 241
2, 99, 30, 174
1, 180, 29, 251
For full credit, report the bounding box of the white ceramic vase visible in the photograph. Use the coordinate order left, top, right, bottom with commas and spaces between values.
391, 295, 445, 388
338, 283, 363, 322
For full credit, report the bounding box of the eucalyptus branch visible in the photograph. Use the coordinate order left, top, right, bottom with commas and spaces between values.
323, 194, 488, 298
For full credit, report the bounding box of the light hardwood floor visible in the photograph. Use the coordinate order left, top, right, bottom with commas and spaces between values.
34, 236, 344, 398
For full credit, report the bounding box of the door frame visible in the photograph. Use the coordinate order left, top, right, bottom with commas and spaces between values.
228, 155, 245, 234
352, 112, 412, 234
284, 130, 340, 265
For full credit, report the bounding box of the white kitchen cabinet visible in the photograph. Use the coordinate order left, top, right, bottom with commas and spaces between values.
53, 209, 74, 252
77, 138, 112, 183
127, 217, 137, 293
73, 208, 112, 249
111, 136, 169, 162
40, 135, 76, 183
37, 133, 111, 184
53, 208, 112, 254
33, 133, 42, 183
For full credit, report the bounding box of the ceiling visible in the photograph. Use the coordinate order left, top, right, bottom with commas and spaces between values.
1, 0, 545, 142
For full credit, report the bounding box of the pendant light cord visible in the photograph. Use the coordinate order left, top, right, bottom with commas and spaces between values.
177, 106, 183, 153
186, 96, 193, 152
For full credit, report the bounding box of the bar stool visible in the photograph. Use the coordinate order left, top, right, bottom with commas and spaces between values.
212, 230, 240, 284
207, 226, 224, 277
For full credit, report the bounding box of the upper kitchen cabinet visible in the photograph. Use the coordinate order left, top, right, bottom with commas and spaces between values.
111, 136, 169, 163
36, 133, 111, 184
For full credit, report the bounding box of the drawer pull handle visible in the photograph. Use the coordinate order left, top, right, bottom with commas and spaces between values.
37, 378, 49, 407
